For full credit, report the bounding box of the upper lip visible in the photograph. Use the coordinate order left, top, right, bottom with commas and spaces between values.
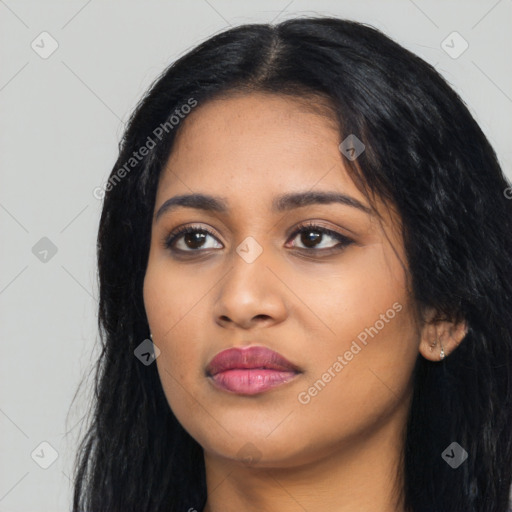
206, 346, 301, 376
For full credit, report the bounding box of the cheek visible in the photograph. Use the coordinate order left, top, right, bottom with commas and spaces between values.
143, 270, 199, 371
298, 242, 409, 349
294, 245, 416, 412
143, 265, 182, 373
149, 313, 207, 443
291, 308, 417, 458
143, 261, 209, 411
143, 255, 208, 338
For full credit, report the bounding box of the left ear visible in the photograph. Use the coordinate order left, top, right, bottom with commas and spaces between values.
418, 307, 468, 361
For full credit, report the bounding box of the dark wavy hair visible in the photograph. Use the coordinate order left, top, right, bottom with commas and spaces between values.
71, 16, 512, 512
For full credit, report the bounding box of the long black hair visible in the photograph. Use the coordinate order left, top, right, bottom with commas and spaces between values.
71, 16, 512, 512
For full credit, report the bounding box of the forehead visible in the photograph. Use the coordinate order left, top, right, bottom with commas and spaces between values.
157, 92, 361, 197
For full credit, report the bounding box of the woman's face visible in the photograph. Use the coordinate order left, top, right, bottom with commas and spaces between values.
143, 92, 422, 468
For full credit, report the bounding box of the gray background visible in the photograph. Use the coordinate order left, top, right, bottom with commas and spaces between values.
1, 1, 511, 510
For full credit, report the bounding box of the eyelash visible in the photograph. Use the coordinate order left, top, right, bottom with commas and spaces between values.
162, 222, 354, 256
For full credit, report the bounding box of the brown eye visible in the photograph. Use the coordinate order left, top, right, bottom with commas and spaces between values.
162, 222, 354, 256
164, 226, 222, 252
287, 223, 354, 251
298, 229, 322, 248
181, 231, 207, 249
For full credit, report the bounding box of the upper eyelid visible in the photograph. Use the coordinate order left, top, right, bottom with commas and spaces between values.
160, 206, 365, 237
288, 223, 352, 243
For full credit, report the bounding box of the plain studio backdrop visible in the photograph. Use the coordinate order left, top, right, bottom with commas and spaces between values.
1, 1, 511, 510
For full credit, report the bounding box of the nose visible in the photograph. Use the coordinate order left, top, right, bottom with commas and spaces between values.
212, 244, 288, 330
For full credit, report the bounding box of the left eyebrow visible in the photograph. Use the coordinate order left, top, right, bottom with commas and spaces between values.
273, 191, 373, 215
154, 190, 373, 222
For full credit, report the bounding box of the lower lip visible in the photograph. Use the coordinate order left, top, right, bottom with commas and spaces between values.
209, 369, 299, 395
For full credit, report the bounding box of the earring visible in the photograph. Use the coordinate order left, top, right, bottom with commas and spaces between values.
429, 339, 437, 352
440, 341, 445, 360
150, 332, 153, 340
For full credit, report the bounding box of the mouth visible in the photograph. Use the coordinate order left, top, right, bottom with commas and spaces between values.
206, 345, 302, 395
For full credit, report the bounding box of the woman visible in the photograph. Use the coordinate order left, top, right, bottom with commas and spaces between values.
72, 17, 512, 512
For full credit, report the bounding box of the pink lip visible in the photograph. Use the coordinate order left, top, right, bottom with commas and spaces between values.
206, 346, 301, 395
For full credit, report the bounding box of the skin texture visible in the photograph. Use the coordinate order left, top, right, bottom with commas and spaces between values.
143, 92, 467, 512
